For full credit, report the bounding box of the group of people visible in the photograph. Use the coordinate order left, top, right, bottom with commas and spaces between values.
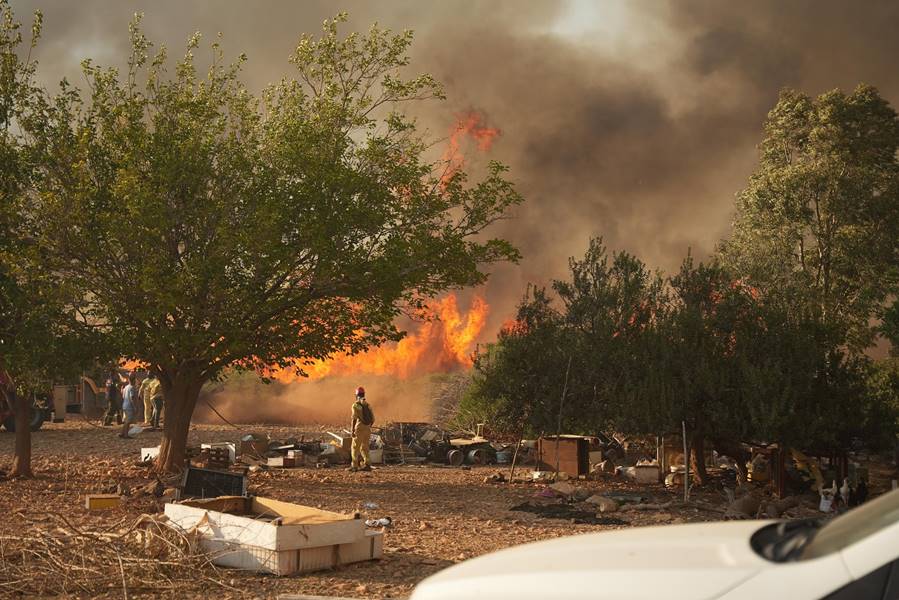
103, 371, 164, 439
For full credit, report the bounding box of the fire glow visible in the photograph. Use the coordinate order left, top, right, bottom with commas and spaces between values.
265, 111, 500, 386
441, 111, 500, 183
269, 294, 489, 384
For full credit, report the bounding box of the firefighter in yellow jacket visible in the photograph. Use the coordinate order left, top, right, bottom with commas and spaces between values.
349, 386, 374, 472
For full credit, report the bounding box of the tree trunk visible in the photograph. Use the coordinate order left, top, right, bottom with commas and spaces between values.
9, 388, 33, 479
690, 433, 707, 486
154, 370, 205, 474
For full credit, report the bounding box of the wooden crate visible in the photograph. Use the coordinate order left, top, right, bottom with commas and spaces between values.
537, 436, 590, 476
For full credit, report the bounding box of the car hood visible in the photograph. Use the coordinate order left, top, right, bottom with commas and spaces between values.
412, 520, 774, 600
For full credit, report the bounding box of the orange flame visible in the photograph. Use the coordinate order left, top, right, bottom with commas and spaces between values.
441, 111, 500, 185
269, 293, 489, 384
269, 112, 498, 385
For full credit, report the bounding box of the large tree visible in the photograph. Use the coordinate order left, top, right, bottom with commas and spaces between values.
1, 2, 105, 478
20, 15, 522, 472
721, 85, 899, 351
0, 1, 42, 478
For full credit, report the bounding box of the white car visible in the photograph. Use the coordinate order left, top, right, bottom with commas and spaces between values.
412, 488, 899, 600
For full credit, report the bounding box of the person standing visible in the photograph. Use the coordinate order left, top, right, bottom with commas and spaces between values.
103, 373, 122, 426
349, 386, 374, 472
138, 372, 154, 425
119, 375, 138, 439
146, 374, 164, 430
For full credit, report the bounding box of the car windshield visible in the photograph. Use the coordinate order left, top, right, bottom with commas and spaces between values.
801, 487, 899, 560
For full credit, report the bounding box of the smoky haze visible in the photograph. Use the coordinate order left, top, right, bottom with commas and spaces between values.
16, 1, 899, 421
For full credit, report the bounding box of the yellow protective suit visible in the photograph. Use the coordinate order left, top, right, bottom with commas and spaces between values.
351, 399, 372, 468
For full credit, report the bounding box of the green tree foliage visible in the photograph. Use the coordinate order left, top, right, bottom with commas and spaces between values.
1, 1, 105, 477
18, 15, 522, 472
465, 239, 892, 483
721, 85, 899, 351
460, 287, 572, 436
462, 240, 666, 437
882, 300, 899, 356
862, 358, 899, 452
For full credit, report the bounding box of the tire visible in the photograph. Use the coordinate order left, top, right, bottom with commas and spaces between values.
1, 407, 46, 432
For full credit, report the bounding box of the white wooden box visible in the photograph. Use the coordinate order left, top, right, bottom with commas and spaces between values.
164, 496, 382, 575
200, 529, 383, 575
165, 496, 364, 550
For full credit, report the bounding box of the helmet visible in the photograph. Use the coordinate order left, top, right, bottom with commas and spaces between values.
355, 386, 365, 398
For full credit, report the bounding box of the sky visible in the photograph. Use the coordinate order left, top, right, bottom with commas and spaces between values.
12, 0, 899, 332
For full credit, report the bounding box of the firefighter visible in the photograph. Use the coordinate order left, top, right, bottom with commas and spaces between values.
349, 386, 374, 472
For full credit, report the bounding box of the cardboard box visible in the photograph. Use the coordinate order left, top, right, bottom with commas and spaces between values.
267, 456, 296, 468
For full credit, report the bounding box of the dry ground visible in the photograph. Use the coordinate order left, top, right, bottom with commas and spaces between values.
0, 419, 894, 599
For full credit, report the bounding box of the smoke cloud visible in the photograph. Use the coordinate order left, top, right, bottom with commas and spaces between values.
197, 374, 434, 426
16, 1, 899, 421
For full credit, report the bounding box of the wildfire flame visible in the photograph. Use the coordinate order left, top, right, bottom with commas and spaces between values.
441, 111, 500, 184
269, 294, 489, 384
269, 112, 499, 384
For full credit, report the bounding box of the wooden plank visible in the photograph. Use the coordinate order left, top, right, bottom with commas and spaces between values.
179, 496, 250, 514
251, 497, 352, 524
275, 519, 364, 551
84, 494, 121, 510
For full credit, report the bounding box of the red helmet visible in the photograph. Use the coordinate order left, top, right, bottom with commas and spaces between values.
355, 386, 365, 397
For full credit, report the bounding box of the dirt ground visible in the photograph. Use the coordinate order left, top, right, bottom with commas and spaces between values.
1, 419, 895, 599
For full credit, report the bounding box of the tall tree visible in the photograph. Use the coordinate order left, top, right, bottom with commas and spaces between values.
1, 2, 104, 478
0, 0, 41, 478
21, 15, 522, 472
722, 85, 899, 351
463, 288, 573, 436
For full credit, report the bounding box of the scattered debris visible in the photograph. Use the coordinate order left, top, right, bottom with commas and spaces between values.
483, 472, 507, 484
762, 496, 800, 519
510, 502, 627, 526
365, 517, 393, 528
548, 481, 576, 497
141, 446, 160, 462
619, 501, 674, 511
725, 493, 762, 519
179, 467, 247, 499
585, 495, 619, 513
534, 487, 558, 499
622, 461, 661, 484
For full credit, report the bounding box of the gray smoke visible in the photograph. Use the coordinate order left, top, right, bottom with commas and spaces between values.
12, 1, 897, 413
